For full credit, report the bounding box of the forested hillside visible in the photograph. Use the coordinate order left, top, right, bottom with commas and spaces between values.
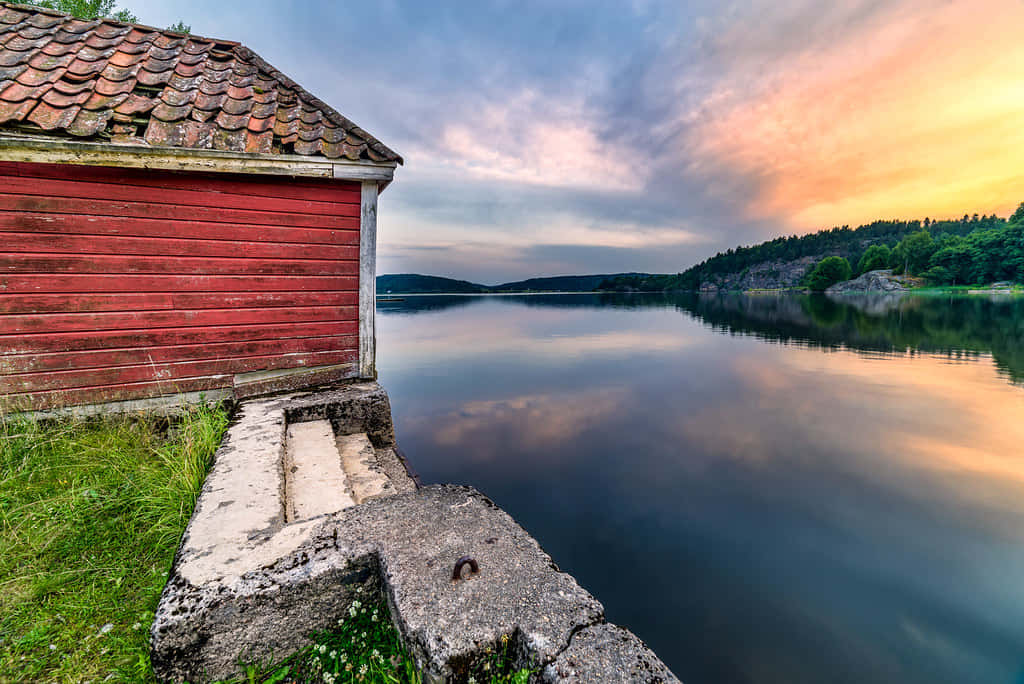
377, 274, 487, 294
490, 274, 650, 292
599, 209, 1019, 292
378, 273, 652, 294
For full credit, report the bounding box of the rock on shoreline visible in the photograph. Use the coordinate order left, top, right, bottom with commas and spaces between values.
826, 269, 912, 294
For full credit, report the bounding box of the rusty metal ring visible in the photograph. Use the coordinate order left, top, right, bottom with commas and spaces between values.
452, 555, 479, 581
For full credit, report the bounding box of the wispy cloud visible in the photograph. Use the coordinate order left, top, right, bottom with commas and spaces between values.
132, 0, 1024, 280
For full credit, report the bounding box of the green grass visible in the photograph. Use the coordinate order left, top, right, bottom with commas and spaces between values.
0, 404, 229, 683
1, 406, 534, 684
224, 591, 532, 684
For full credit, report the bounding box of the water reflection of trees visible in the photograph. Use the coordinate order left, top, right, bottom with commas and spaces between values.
378, 292, 1024, 384
675, 293, 1024, 384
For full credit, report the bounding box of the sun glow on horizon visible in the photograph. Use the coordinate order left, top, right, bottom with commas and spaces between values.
689, 0, 1024, 233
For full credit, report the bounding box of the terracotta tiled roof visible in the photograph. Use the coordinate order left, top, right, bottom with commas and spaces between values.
0, 2, 401, 163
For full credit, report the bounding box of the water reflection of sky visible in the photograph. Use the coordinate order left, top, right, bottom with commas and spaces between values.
377, 294, 1024, 684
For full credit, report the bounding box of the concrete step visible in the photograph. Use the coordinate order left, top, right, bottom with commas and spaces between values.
337, 432, 396, 504
284, 420, 356, 521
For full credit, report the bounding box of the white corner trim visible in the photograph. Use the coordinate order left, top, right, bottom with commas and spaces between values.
359, 180, 379, 379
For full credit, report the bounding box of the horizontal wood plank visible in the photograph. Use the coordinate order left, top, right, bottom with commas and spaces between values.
0, 321, 358, 354
0, 254, 357, 276
0, 291, 357, 314
1, 306, 358, 334
1, 376, 234, 413
0, 175, 359, 218
0, 195, 360, 230
0, 335, 357, 374
0, 213, 359, 245
0, 274, 358, 293
0, 350, 358, 394
0, 161, 362, 203
0, 232, 359, 260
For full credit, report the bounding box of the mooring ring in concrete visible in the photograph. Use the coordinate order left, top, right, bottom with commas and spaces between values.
452, 555, 480, 581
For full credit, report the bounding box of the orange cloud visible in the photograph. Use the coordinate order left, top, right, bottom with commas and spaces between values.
691, 0, 1024, 230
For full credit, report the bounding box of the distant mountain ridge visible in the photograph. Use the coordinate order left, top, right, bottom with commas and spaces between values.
377, 273, 654, 294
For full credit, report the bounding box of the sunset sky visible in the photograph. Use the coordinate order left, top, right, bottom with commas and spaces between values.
134, 0, 1024, 282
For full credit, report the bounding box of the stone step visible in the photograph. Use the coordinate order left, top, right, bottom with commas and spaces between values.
284, 420, 356, 521
337, 432, 396, 504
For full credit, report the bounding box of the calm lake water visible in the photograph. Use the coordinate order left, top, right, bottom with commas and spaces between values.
376, 293, 1024, 684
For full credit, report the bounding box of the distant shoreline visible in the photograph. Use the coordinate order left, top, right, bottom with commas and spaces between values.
377, 287, 1022, 297
378, 291, 605, 296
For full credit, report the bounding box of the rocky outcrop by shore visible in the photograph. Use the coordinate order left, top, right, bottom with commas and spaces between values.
826, 269, 912, 294
698, 256, 822, 292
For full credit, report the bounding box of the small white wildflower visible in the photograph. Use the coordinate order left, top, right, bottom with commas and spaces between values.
361, 631, 367, 639
353, 599, 361, 608
319, 644, 327, 654
132, 622, 142, 630
359, 663, 368, 675
468, 678, 477, 684
349, 605, 358, 617
341, 652, 348, 662
329, 650, 336, 659
49, 644, 56, 651
372, 648, 380, 660
361, 607, 366, 614
355, 586, 363, 594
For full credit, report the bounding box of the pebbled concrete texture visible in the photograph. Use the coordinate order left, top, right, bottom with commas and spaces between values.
338, 432, 395, 503
285, 420, 356, 519
542, 623, 680, 683
151, 383, 679, 683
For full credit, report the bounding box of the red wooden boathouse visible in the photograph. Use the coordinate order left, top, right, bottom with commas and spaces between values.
0, 3, 401, 413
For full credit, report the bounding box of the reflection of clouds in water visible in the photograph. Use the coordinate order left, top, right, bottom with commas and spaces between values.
378, 294, 1024, 684
414, 389, 628, 456
380, 299, 704, 368
393, 329, 698, 365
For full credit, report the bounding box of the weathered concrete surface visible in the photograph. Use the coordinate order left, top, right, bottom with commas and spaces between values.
366, 486, 605, 676
285, 420, 355, 520
338, 432, 395, 503
170, 396, 303, 587
375, 444, 419, 495
284, 382, 396, 446
152, 383, 679, 682
543, 623, 680, 683
152, 485, 607, 682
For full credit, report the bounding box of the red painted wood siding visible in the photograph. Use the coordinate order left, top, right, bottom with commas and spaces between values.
0, 161, 362, 412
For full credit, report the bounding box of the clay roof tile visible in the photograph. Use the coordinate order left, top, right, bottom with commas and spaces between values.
0, 2, 401, 163
27, 99, 79, 129
0, 96, 34, 122
65, 105, 111, 135
25, 13, 62, 29
0, 62, 25, 79
93, 75, 134, 96
15, 64, 60, 86
0, 47, 30, 66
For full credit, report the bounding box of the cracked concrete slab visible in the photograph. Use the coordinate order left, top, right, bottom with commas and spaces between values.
150, 383, 679, 682
542, 623, 681, 683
